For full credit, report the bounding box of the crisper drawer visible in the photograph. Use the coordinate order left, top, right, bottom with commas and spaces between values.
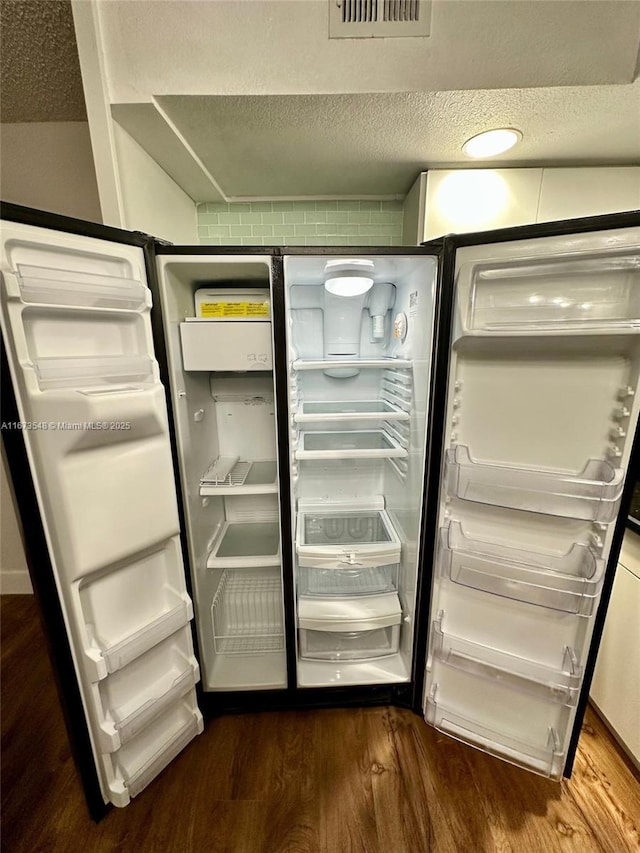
298, 563, 398, 596
299, 625, 400, 661
296, 502, 401, 568
297, 592, 402, 660
179, 321, 272, 371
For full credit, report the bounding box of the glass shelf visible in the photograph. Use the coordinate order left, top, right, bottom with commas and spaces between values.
296, 429, 407, 460
446, 444, 624, 522
467, 254, 640, 331
207, 522, 281, 568
431, 610, 582, 705
200, 458, 278, 496
292, 357, 412, 371
439, 520, 605, 615
426, 690, 565, 779
294, 400, 409, 424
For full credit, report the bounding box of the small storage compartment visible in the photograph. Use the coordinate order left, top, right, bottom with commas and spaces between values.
298, 563, 399, 596
298, 592, 401, 661
211, 569, 284, 654
180, 320, 273, 371
296, 500, 401, 568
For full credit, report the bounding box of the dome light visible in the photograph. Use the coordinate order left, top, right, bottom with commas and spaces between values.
462, 129, 522, 158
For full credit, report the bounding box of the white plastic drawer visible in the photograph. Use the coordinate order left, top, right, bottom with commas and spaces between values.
179, 321, 272, 371
299, 625, 400, 661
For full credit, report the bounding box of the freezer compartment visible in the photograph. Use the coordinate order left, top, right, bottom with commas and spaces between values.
446, 444, 624, 522
431, 611, 582, 706
207, 521, 281, 568
15, 263, 147, 310
465, 254, 640, 331
107, 695, 203, 806
298, 563, 399, 596
296, 502, 401, 568
294, 399, 410, 423
200, 458, 278, 496
97, 628, 199, 752
211, 569, 285, 655
179, 320, 273, 371
439, 520, 605, 614
426, 690, 565, 779
296, 430, 407, 460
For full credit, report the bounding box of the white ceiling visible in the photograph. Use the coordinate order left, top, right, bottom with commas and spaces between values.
95, 0, 640, 200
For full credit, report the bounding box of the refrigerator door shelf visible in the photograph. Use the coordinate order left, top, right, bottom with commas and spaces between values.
431, 611, 582, 706
211, 570, 285, 655
446, 444, 624, 522
440, 520, 605, 614
108, 697, 204, 807
292, 357, 412, 371
293, 400, 410, 424
295, 429, 407, 460
207, 521, 281, 569
33, 354, 155, 391
425, 693, 565, 780
14, 263, 148, 310
98, 651, 199, 753
297, 507, 401, 568
298, 563, 399, 596
200, 458, 278, 496
464, 254, 640, 332
299, 625, 400, 661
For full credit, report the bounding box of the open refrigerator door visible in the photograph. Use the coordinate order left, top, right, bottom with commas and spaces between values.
0, 216, 202, 808
423, 220, 640, 779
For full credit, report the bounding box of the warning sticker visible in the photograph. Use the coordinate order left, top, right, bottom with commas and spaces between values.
198, 301, 269, 318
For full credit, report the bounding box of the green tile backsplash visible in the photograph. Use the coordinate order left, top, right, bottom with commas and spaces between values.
196, 200, 404, 246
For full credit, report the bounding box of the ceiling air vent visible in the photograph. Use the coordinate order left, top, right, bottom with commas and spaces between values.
329, 0, 431, 38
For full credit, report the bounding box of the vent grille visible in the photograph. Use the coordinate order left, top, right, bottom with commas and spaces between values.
330, 0, 431, 37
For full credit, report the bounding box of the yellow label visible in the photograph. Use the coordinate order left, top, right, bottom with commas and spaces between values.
199, 301, 269, 318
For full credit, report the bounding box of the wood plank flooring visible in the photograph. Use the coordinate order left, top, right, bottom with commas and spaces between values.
2, 595, 639, 853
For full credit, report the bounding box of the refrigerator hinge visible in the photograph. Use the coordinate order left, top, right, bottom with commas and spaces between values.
132, 231, 174, 247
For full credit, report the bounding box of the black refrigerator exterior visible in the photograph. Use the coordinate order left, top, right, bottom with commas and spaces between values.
1, 200, 638, 820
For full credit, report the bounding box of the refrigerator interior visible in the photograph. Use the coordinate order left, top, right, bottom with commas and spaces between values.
283, 254, 438, 687
424, 226, 640, 779
0, 221, 202, 807
155, 256, 287, 691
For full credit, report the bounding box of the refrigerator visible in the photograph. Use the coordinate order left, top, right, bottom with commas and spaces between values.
1, 200, 638, 819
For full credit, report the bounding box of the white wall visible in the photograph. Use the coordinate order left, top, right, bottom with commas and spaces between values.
113, 123, 198, 244
1, 122, 101, 221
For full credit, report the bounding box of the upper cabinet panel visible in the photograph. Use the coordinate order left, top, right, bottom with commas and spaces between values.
537, 168, 640, 224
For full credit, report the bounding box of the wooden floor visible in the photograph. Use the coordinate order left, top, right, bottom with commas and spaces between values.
2, 596, 639, 853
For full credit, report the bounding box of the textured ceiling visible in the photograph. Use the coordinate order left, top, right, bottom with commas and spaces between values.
147, 84, 640, 199
0, 0, 86, 122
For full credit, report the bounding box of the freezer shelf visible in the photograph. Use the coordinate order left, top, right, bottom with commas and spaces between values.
440, 520, 605, 615
446, 444, 624, 522
16, 263, 147, 310
431, 611, 582, 706
294, 400, 409, 424
426, 691, 565, 779
467, 254, 640, 331
200, 458, 278, 496
295, 429, 407, 460
293, 357, 412, 371
207, 521, 281, 568
211, 570, 284, 654
298, 564, 398, 596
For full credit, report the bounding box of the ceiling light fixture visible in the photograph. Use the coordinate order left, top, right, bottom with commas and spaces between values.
462, 128, 522, 159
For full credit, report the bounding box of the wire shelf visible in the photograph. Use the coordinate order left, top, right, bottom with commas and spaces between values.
211, 571, 284, 655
